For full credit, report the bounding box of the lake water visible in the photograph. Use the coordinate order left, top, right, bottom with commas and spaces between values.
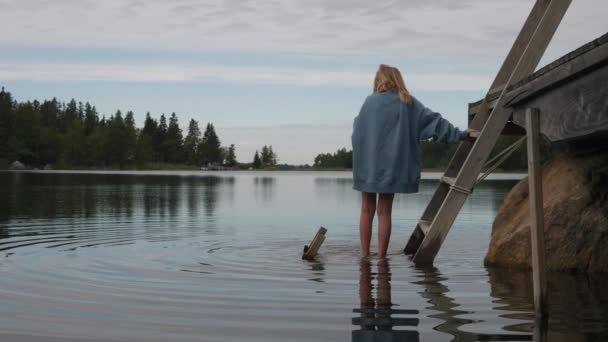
0, 171, 607, 342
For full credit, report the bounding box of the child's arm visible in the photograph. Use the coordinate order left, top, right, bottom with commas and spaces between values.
417, 103, 468, 144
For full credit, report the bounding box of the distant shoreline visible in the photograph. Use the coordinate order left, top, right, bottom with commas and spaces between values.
2, 167, 527, 173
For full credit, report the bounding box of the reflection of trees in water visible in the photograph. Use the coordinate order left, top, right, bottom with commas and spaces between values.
314, 177, 353, 201
186, 177, 199, 217
0, 172, 13, 223
0, 172, 239, 248
186, 176, 234, 218
254, 177, 275, 203
0, 224, 8, 240
202, 176, 221, 218
0, 172, 238, 236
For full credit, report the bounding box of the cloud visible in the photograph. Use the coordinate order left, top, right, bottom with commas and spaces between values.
0, 0, 604, 63
0, 62, 492, 91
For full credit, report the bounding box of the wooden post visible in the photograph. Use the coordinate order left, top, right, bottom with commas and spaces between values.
526, 108, 547, 319
302, 227, 327, 260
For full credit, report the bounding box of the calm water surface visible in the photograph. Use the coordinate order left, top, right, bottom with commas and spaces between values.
0, 171, 606, 342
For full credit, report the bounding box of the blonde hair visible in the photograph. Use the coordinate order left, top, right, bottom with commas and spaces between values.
373, 64, 412, 105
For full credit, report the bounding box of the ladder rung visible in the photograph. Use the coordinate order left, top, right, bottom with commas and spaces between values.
440, 176, 456, 186
441, 176, 472, 194
418, 220, 432, 234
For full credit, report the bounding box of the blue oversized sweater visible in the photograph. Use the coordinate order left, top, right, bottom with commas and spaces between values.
351, 91, 467, 194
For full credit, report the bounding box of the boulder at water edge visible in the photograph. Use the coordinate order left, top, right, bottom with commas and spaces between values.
484, 151, 608, 272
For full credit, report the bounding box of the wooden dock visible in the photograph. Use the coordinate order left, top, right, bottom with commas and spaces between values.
469, 32, 608, 142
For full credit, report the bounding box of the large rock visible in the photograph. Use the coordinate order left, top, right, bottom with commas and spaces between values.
484, 151, 608, 272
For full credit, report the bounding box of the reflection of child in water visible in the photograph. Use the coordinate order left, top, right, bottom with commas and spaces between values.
354, 258, 421, 342
358, 258, 392, 331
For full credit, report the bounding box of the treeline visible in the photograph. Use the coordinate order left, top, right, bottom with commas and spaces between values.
252, 145, 278, 169
314, 136, 538, 171
314, 148, 353, 169
0, 87, 238, 168
419, 137, 528, 170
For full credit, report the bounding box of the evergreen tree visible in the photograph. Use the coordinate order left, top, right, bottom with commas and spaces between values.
225, 144, 237, 166
313, 148, 352, 169
61, 99, 78, 132
83, 102, 98, 136
88, 122, 109, 166
62, 120, 86, 166
260, 145, 270, 167
183, 119, 201, 165
77, 102, 85, 122
164, 112, 183, 163
142, 112, 158, 137
268, 145, 277, 166
135, 112, 157, 165
252, 150, 262, 169
13, 102, 41, 165
39, 127, 63, 165
0, 87, 16, 161
125, 111, 138, 161
199, 123, 221, 165
105, 111, 130, 167
40, 98, 60, 131
260, 145, 277, 167
155, 114, 168, 162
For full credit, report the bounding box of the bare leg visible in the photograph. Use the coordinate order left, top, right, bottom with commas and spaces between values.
359, 192, 376, 258
377, 193, 395, 258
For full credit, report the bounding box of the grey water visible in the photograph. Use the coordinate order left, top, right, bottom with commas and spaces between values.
0, 170, 606, 342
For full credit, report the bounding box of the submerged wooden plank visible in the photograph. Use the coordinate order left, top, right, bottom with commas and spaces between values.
302, 227, 327, 260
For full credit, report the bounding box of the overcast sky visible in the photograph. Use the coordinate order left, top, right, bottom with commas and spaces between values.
1, 0, 606, 164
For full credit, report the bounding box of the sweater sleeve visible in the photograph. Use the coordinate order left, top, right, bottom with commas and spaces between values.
417, 102, 467, 144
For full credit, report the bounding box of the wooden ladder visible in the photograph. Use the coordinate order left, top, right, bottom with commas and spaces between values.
404, 0, 572, 264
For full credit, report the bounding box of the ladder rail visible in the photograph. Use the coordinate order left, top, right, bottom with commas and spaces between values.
443, 0, 558, 179
409, 0, 559, 235
455, 0, 572, 188
406, 0, 572, 264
